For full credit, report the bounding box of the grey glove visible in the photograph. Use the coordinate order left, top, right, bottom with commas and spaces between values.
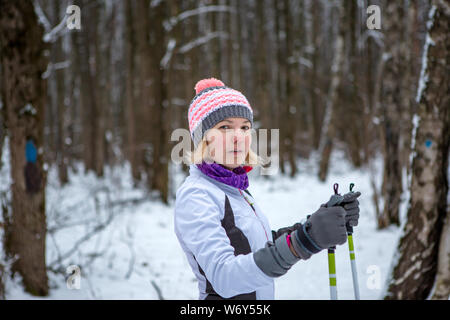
253, 206, 347, 278
323, 191, 361, 228
303, 206, 347, 248
339, 191, 361, 227
287, 205, 347, 261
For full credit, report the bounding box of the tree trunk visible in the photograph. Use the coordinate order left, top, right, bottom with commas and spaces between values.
377, 1, 409, 229
309, 0, 322, 150
273, 0, 285, 174
124, 0, 140, 182
345, 0, 364, 168
218, 0, 229, 82
0, 0, 49, 296
431, 207, 450, 299
52, 0, 68, 185
0, 90, 4, 164
283, 0, 298, 177
102, 2, 116, 168
136, 0, 152, 184
68, 10, 82, 169
74, 0, 99, 174
255, 0, 271, 140
229, 0, 240, 87
148, 1, 169, 204
0, 262, 4, 299
385, 1, 449, 299
92, 2, 105, 177
318, 1, 345, 182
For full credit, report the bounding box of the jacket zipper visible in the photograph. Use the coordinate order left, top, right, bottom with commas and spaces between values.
239, 189, 269, 242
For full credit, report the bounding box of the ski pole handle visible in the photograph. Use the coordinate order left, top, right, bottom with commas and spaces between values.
325, 183, 344, 207
346, 223, 354, 234
326, 194, 343, 207
346, 182, 355, 233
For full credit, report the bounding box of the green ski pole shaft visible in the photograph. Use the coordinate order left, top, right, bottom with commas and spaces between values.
326, 183, 341, 300
347, 183, 360, 300
328, 246, 337, 300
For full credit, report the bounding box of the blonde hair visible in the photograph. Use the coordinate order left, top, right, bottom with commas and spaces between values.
184, 136, 267, 167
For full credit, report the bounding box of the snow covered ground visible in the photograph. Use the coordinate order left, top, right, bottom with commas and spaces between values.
1, 140, 403, 300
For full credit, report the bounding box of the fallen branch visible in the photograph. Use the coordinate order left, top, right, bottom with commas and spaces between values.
151, 280, 164, 300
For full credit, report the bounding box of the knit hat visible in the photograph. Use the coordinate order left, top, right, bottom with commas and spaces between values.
188, 78, 253, 149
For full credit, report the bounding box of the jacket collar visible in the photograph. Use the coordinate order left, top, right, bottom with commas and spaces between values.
189, 164, 248, 195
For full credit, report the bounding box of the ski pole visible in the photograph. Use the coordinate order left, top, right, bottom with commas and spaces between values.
347, 183, 360, 300
328, 246, 337, 300
326, 183, 343, 300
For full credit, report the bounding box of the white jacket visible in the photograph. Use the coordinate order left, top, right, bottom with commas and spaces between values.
174, 164, 275, 299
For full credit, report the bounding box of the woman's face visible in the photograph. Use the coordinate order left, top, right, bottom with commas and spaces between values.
205, 117, 252, 169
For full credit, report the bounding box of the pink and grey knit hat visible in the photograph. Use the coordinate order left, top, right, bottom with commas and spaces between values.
188, 78, 253, 148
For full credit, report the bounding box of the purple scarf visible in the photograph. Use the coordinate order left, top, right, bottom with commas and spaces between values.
196, 161, 249, 190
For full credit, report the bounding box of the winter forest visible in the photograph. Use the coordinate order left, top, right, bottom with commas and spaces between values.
0, 0, 448, 301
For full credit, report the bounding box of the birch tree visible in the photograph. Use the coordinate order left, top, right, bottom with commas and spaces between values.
377, 1, 409, 228
385, 1, 449, 300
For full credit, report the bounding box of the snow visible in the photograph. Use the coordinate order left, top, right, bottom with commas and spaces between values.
19, 103, 37, 116
178, 32, 228, 54
0, 140, 402, 300
33, 0, 52, 34
33, 0, 69, 44
160, 39, 177, 70
359, 29, 384, 49
43, 14, 69, 43
164, 5, 234, 32
42, 61, 71, 80
416, 5, 437, 103
406, 113, 421, 219
251, 152, 401, 300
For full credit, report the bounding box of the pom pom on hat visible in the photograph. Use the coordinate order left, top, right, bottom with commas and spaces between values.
194, 78, 225, 94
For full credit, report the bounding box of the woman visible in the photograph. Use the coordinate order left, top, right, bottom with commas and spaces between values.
174, 78, 360, 300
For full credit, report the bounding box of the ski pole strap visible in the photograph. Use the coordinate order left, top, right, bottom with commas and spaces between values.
294, 223, 322, 255
333, 183, 339, 195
